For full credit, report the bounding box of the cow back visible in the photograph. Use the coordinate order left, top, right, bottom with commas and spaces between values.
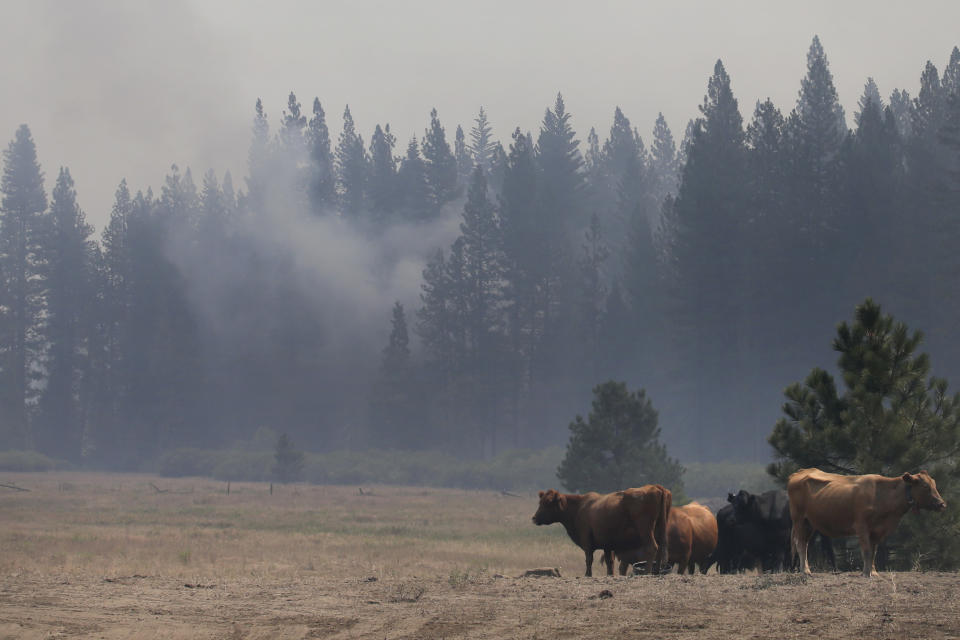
584, 485, 669, 552
679, 502, 719, 563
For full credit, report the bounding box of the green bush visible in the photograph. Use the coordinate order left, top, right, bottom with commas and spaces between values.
557, 381, 684, 496
0, 450, 69, 472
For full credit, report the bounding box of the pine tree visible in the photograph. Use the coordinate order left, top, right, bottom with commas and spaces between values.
768, 299, 960, 568
795, 36, 848, 160
336, 105, 368, 218
533, 94, 586, 414
199, 169, 230, 236
96, 179, 134, 462
499, 127, 543, 385
649, 113, 679, 209
487, 142, 508, 193
382, 301, 411, 377
942, 46, 960, 96
557, 381, 684, 494
602, 107, 642, 180
914, 61, 946, 147
469, 107, 496, 175
788, 36, 848, 248
664, 60, 749, 459
888, 89, 914, 140
279, 91, 307, 167
454, 124, 471, 185
458, 167, 502, 363
0, 125, 47, 449
246, 98, 272, 215
107, 168, 202, 460
584, 126, 602, 187
396, 137, 431, 221
742, 98, 791, 362
421, 108, 459, 209
36, 168, 95, 461
371, 301, 423, 448
595, 107, 647, 252
841, 80, 904, 302
417, 248, 455, 371
536, 93, 585, 234
306, 98, 336, 214
854, 77, 884, 128
368, 124, 398, 223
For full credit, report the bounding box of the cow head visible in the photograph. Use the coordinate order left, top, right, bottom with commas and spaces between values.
729, 490, 760, 523
903, 471, 947, 512
532, 489, 567, 525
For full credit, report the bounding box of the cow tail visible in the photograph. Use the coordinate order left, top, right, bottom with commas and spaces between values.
657, 486, 671, 572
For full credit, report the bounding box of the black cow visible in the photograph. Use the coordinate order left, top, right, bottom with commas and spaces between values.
729, 489, 836, 572
701, 502, 764, 573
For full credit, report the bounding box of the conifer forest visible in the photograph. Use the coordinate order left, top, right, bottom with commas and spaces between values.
2, 38, 960, 469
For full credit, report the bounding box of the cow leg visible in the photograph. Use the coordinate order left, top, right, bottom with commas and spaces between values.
584, 549, 594, 577
792, 519, 813, 575
819, 535, 837, 572
640, 537, 660, 575
856, 529, 877, 577
603, 550, 614, 576
863, 530, 886, 577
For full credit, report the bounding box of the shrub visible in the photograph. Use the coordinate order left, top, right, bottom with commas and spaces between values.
557, 381, 684, 495
0, 450, 69, 472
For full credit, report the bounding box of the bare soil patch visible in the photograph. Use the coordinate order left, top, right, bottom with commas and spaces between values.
0, 473, 957, 638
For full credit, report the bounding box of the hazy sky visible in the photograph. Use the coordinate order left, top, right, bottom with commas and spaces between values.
2, 0, 959, 229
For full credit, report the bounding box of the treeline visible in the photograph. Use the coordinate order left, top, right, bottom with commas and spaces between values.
1, 37, 959, 467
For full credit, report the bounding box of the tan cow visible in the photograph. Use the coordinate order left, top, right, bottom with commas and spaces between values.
607, 502, 719, 575
531, 485, 671, 576
787, 468, 947, 577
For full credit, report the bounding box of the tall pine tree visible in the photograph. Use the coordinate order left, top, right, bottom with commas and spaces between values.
368, 124, 398, 224
306, 98, 336, 214
0, 125, 47, 449
36, 168, 96, 461
421, 108, 459, 210
336, 105, 368, 218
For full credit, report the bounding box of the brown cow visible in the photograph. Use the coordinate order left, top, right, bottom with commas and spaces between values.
788, 468, 947, 577
607, 502, 719, 575
531, 485, 671, 577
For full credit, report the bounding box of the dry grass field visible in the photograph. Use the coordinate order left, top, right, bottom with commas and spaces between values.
1, 472, 958, 639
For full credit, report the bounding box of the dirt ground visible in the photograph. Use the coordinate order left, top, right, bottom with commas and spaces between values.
0, 473, 958, 639
2, 570, 960, 639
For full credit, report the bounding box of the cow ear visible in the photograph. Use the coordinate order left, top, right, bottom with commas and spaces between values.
920, 469, 929, 476
727, 493, 735, 503
538, 491, 545, 498
902, 473, 913, 483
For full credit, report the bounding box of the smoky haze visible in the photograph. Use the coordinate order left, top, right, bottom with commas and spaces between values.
1, 1, 960, 477
3, 1, 959, 224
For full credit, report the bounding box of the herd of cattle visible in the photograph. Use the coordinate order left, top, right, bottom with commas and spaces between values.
532, 468, 947, 578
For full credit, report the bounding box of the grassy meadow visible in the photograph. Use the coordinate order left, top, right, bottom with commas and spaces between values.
2, 472, 960, 639
0, 472, 582, 581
